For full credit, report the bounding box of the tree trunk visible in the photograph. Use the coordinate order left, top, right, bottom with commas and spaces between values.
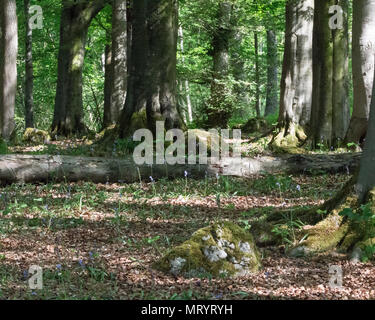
254, 32, 261, 118
271, 0, 314, 150
0, 0, 17, 140
103, 39, 113, 128
24, 0, 34, 129
231, 30, 250, 118
310, 0, 350, 148
52, 0, 106, 137
357, 64, 375, 203
119, 0, 181, 137
345, 0, 375, 145
0, 153, 361, 185
104, 0, 127, 128
265, 30, 278, 117
178, 26, 193, 123
289, 55, 375, 259
204, 2, 233, 128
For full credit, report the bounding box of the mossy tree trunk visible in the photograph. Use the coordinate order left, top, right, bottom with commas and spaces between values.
291, 66, 375, 259
271, 0, 313, 151
309, 0, 350, 149
204, 2, 233, 128
119, 0, 181, 137
52, 0, 107, 137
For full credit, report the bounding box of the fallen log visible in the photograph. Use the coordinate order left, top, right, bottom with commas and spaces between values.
0, 153, 361, 185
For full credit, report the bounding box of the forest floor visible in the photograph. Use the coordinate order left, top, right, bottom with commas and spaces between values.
1, 165, 374, 299
0, 138, 374, 300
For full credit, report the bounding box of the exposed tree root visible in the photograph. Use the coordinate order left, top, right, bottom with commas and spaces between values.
288, 176, 375, 261
270, 123, 307, 154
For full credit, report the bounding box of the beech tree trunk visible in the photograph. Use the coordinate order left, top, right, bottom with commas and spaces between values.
278, 0, 313, 129
265, 30, 278, 117
204, 2, 233, 128
24, 0, 34, 129
345, 0, 375, 145
310, 0, 350, 148
178, 26, 193, 123
52, 0, 106, 137
254, 32, 261, 118
103, 39, 113, 128
232, 30, 250, 118
357, 64, 375, 203
0, 0, 17, 140
0, 153, 361, 185
103, 0, 128, 128
272, 0, 313, 149
119, 0, 181, 137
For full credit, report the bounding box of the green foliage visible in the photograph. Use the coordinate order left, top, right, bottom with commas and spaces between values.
339, 204, 375, 261
252, 173, 293, 193
0, 139, 8, 154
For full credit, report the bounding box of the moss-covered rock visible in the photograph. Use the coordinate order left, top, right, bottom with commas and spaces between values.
154, 222, 261, 278
23, 128, 51, 145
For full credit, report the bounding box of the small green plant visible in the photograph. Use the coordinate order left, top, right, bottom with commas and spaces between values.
272, 213, 305, 248
339, 204, 375, 262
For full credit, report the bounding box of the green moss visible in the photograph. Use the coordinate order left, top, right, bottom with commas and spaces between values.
23, 128, 51, 145
129, 110, 148, 133
271, 124, 307, 154
154, 222, 261, 278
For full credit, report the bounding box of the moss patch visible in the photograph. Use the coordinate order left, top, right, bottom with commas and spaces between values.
23, 128, 51, 145
154, 222, 261, 278
270, 124, 307, 154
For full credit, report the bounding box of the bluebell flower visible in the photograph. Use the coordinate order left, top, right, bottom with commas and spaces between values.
56, 264, 62, 270
31, 291, 37, 296
184, 171, 188, 178
296, 185, 301, 192
150, 176, 154, 183
78, 259, 85, 268
23, 270, 29, 280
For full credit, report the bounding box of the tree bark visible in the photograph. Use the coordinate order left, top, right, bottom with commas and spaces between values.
231, 30, 250, 118
103, 38, 113, 128
103, 0, 127, 128
119, 0, 181, 137
271, 0, 313, 150
265, 30, 278, 117
204, 2, 233, 128
357, 63, 375, 203
254, 32, 261, 118
52, 0, 107, 137
24, 0, 34, 129
345, 0, 375, 145
310, 0, 350, 148
178, 26, 193, 123
0, 0, 17, 140
0, 153, 361, 185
